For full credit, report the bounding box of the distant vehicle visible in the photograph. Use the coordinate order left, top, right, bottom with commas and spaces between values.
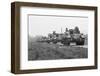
38, 27, 85, 45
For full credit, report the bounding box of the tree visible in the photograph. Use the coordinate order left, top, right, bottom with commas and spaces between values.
74, 26, 80, 34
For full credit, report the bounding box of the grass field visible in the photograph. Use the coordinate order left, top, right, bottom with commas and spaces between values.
28, 41, 88, 60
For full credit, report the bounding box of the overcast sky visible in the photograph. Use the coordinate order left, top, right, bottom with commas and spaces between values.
29, 15, 88, 37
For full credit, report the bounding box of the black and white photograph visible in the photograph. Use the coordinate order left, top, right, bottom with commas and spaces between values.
11, 2, 97, 74
28, 14, 88, 61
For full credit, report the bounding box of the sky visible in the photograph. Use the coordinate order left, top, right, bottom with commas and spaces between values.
28, 14, 88, 37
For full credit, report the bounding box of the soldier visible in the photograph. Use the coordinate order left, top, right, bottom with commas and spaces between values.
64, 27, 69, 35
52, 31, 56, 39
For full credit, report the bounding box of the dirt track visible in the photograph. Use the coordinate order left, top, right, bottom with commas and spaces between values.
71, 45, 88, 48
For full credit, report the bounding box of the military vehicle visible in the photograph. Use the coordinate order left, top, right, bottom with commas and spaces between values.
38, 27, 85, 45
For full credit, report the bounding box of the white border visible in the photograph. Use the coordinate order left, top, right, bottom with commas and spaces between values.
20, 7, 95, 70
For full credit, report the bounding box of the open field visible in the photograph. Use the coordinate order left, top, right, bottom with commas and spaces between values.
28, 42, 88, 60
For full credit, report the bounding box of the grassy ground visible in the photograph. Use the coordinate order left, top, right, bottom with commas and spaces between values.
28, 42, 88, 61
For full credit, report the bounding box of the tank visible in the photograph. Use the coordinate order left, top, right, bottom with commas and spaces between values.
38, 27, 85, 45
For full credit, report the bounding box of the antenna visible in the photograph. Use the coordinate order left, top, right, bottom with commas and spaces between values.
61, 27, 62, 33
